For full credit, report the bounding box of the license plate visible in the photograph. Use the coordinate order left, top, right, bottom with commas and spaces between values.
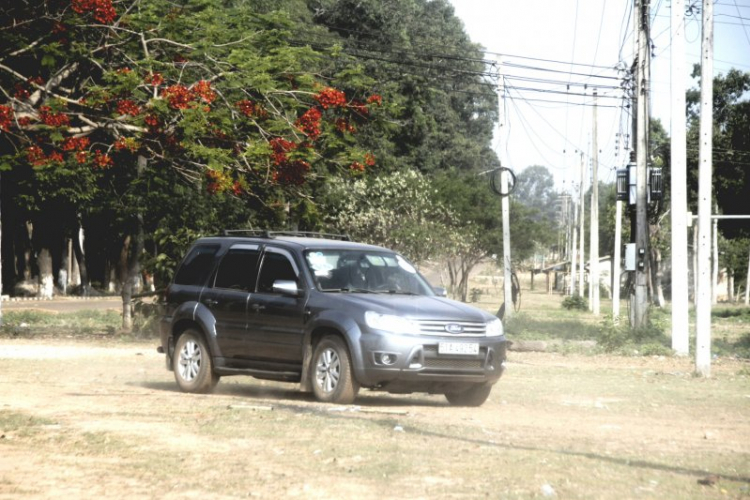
438, 342, 479, 355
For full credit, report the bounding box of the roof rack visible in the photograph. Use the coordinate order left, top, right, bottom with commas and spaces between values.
221, 230, 351, 241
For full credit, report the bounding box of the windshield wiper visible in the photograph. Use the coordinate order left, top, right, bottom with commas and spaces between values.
321, 287, 376, 293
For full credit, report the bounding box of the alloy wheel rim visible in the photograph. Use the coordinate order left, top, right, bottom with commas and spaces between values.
315, 348, 341, 393
178, 339, 201, 382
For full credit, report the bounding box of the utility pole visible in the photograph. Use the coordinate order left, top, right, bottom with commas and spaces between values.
613, 135, 624, 321
497, 68, 514, 319
695, 0, 713, 377
590, 90, 600, 315
570, 189, 578, 296
502, 168, 513, 318
712, 216, 718, 304
578, 151, 585, 296
613, 196, 623, 320
671, 0, 689, 355
633, 0, 650, 328
745, 245, 750, 306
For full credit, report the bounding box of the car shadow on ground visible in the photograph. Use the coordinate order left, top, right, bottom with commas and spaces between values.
136, 380, 449, 408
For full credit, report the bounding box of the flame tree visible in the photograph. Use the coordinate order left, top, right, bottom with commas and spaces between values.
0, 0, 381, 328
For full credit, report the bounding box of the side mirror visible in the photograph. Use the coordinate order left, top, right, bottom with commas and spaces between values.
272, 280, 301, 297
433, 286, 448, 298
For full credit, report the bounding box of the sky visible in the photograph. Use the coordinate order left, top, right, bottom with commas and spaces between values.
447, 0, 750, 192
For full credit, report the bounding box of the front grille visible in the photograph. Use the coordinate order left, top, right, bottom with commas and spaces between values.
416, 320, 486, 337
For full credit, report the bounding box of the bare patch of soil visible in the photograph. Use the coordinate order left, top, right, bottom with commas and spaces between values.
1, 338, 749, 499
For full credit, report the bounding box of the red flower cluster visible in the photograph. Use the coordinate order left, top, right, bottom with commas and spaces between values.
315, 88, 347, 109
14, 84, 30, 101
47, 151, 64, 163
27, 146, 63, 166
0, 105, 14, 132
192, 80, 216, 104
295, 107, 322, 140
114, 137, 138, 152
162, 85, 193, 109
75, 151, 88, 163
39, 106, 70, 127
269, 137, 297, 165
93, 150, 113, 168
144, 72, 164, 87
72, 0, 117, 24
364, 152, 376, 166
236, 99, 267, 119
62, 136, 90, 151
27, 146, 46, 166
116, 99, 140, 116
349, 161, 365, 172
144, 114, 160, 128
366, 94, 382, 106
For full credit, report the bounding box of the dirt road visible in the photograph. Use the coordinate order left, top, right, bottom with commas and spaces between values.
0, 338, 748, 499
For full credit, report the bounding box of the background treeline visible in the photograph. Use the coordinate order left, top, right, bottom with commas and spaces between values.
1, 0, 748, 326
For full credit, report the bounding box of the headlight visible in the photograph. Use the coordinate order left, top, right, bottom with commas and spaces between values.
485, 318, 504, 337
364, 311, 420, 335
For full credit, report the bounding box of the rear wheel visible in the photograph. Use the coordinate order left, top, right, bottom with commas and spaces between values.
173, 329, 219, 394
445, 384, 493, 407
311, 335, 359, 404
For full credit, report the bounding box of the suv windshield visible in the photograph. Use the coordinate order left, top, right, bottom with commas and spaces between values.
305, 249, 434, 295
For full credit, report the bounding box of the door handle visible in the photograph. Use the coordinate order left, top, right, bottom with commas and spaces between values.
250, 303, 266, 312
204, 298, 218, 307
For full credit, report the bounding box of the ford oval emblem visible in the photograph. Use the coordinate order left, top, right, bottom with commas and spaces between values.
445, 323, 464, 334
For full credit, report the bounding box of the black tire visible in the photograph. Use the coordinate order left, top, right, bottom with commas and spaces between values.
445, 384, 493, 407
173, 329, 219, 394
310, 335, 359, 404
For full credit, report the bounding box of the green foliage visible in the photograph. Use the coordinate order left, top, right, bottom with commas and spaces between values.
597, 314, 670, 354
322, 169, 453, 263
561, 294, 588, 311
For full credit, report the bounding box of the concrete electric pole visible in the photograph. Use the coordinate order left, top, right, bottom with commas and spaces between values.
590, 90, 600, 315
670, 0, 690, 356
695, 0, 714, 377
578, 151, 585, 297
633, 0, 650, 328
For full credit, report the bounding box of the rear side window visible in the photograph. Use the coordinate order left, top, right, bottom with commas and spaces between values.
214, 247, 260, 291
173, 244, 219, 286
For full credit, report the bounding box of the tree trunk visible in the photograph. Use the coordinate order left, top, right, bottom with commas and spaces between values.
37, 248, 54, 299
58, 237, 69, 295
122, 155, 147, 332
651, 246, 665, 307
117, 236, 130, 292
72, 222, 90, 296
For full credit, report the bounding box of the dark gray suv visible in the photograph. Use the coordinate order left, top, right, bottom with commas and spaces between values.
159, 231, 507, 406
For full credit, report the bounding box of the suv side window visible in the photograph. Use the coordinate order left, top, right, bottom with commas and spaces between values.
214, 246, 260, 291
173, 244, 219, 286
257, 249, 299, 293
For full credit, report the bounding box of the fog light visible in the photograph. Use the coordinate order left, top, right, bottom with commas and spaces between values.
376, 352, 397, 366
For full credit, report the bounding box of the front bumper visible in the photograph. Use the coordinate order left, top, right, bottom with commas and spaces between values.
355, 332, 507, 391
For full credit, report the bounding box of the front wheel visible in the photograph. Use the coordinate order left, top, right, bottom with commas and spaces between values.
173, 329, 219, 394
311, 335, 359, 404
445, 384, 493, 407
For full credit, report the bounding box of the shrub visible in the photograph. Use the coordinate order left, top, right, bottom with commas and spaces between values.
562, 294, 588, 311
